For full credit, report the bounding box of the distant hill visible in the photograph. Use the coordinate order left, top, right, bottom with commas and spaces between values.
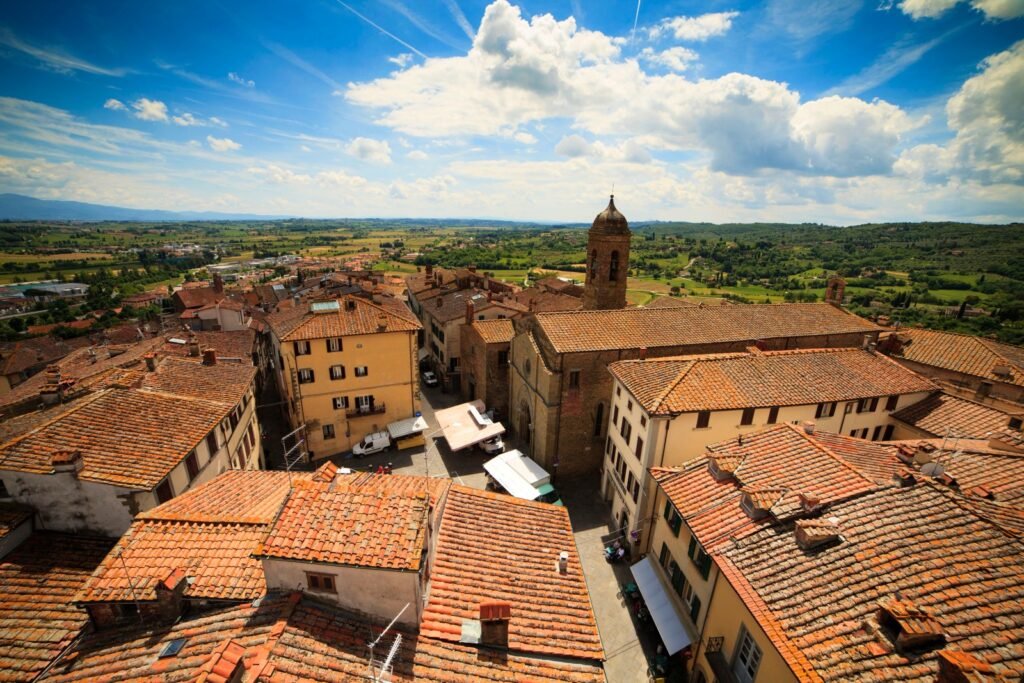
0, 194, 289, 221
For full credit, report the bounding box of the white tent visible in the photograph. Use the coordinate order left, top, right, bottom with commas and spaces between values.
630, 557, 693, 655
434, 400, 505, 451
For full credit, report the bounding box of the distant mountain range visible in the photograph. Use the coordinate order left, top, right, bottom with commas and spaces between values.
0, 194, 289, 221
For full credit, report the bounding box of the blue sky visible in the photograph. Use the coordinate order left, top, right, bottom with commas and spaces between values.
0, 0, 1021, 223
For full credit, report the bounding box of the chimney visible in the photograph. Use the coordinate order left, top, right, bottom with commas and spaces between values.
893, 467, 917, 487
936, 650, 996, 683
40, 365, 63, 405
199, 640, 248, 683
794, 517, 841, 551
558, 551, 569, 575
203, 348, 217, 366
466, 300, 475, 325
154, 568, 190, 623
638, 346, 648, 360
187, 332, 201, 357
377, 314, 388, 332
862, 334, 873, 350
798, 492, 821, 512
144, 353, 157, 372
213, 274, 224, 295
51, 450, 84, 476
803, 420, 816, 434
425, 264, 433, 277
479, 601, 511, 648
468, 265, 477, 273
436, 296, 443, 309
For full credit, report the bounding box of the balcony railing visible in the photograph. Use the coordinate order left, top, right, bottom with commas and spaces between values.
703, 637, 738, 683
346, 403, 386, 419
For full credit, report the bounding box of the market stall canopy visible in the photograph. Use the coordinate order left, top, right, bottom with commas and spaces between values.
435, 400, 505, 451
630, 556, 693, 655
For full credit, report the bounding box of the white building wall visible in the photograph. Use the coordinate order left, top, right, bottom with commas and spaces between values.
0, 470, 136, 536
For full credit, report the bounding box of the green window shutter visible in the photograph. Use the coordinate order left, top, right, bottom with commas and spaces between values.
687, 535, 697, 560
689, 594, 701, 623
699, 552, 712, 580
664, 499, 672, 521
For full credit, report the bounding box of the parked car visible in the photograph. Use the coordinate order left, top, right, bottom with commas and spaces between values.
352, 416, 429, 457
352, 431, 391, 457
421, 370, 439, 387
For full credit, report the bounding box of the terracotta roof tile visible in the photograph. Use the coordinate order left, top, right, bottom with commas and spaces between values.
161, 329, 255, 362
0, 532, 113, 682
891, 391, 1013, 438
139, 355, 256, 405
256, 480, 430, 570
137, 470, 306, 525
424, 289, 524, 323
892, 328, 1024, 387
471, 319, 516, 345
0, 503, 32, 540
420, 486, 603, 662
266, 295, 420, 341
881, 438, 1024, 501
173, 286, 223, 310
716, 483, 1024, 681
612, 348, 934, 415
535, 302, 880, 353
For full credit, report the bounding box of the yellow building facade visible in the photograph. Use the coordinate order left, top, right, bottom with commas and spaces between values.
268, 296, 422, 459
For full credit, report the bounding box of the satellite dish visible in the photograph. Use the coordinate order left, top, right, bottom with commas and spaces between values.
921, 462, 945, 478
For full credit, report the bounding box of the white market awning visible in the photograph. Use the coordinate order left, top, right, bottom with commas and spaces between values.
434, 400, 505, 452
630, 556, 693, 655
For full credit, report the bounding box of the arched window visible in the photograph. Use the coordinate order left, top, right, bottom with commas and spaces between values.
589, 250, 598, 278
593, 402, 605, 437
609, 250, 620, 281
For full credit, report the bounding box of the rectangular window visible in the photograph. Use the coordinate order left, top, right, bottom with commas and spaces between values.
767, 406, 779, 424
861, 428, 870, 438
293, 340, 311, 356
635, 436, 644, 460
734, 626, 763, 683
306, 572, 337, 593
498, 350, 509, 365
632, 479, 639, 503
330, 365, 346, 380
606, 436, 613, 455
687, 536, 713, 580
332, 396, 349, 410
696, 411, 711, 429
740, 407, 755, 426
612, 405, 619, 428
663, 500, 683, 536
185, 451, 199, 480
869, 397, 879, 412
568, 370, 581, 389
659, 542, 670, 569
322, 424, 336, 439
627, 400, 633, 412
620, 419, 632, 444
616, 386, 621, 397
326, 338, 343, 353
850, 429, 858, 436
206, 432, 218, 455
354, 366, 368, 377
626, 471, 634, 491
885, 395, 899, 411
883, 424, 894, 440
156, 479, 174, 504
640, 415, 647, 428
355, 395, 374, 412
297, 368, 315, 384
872, 425, 882, 441
816, 402, 837, 418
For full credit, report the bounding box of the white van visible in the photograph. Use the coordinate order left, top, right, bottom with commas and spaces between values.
352, 431, 390, 457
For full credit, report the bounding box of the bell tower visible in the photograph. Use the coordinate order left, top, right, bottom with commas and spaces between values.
583, 195, 631, 311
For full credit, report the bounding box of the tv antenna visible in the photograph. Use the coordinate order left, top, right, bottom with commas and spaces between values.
368, 603, 408, 682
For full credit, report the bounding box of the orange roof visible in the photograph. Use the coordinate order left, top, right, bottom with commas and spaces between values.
161, 329, 255, 362
652, 424, 879, 550
883, 438, 1024, 503
0, 388, 231, 489
43, 592, 605, 682
420, 486, 604, 662
611, 348, 934, 415
256, 480, 430, 570
892, 328, 1024, 387
0, 503, 32, 540
471, 318, 515, 345
715, 483, 1024, 681
266, 295, 420, 341
423, 289, 524, 323
0, 532, 113, 682
891, 391, 1014, 438
535, 303, 881, 354
139, 355, 256, 405
77, 471, 309, 605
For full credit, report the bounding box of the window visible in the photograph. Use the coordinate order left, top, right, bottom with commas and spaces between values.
640, 415, 647, 428
330, 365, 346, 380
594, 403, 605, 437
354, 366, 368, 377
620, 419, 632, 444
1009, 417, 1023, 430
293, 340, 311, 356
609, 250, 620, 281
627, 471, 634, 491
568, 370, 581, 390
885, 395, 899, 411
355, 395, 375, 412
297, 368, 314, 384
869, 397, 879, 412
883, 424, 894, 440
612, 405, 620, 428
322, 424, 336, 439
663, 500, 683, 536
185, 451, 199, 480
306, 572, 336, 593
860, 428, 870, 438
606, 436, 613, 455
659, 542, 670, 569
326, 338, 343, 353
206, 432, 218, 455
616, 385, 621, 397
627, 400, 633, 412
740, 407, 755, 426
332, 396, 349, 410
498, 350, 509, 365
632, 478, 640, 503
767, 406, 779, 424
734, 626, 763, 683
635, 436, 644, 459
687, 536, 712, 580
815, 402, 837, 418
156, 479, 174, 504
872, 425, 883, 441
696, 411, 711, 429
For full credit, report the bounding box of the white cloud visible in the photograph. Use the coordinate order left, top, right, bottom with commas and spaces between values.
172, 112, 228, 127
131, 98, 168, 122
388, 53, 415, 68
0, 28, 129, 77
228, 71, 255, 87
407, 150, 429, 160
345, 137, 392, 164
347, 1, 921, 178
648, 11, 739, 42
209, 116, 228, 128
207, 135, 241, 152
763, 0, 863, 44
300, 145, 313, 152
555, 134, 592, 158
103, 98, 127, 111
640, 46, 699, 72
513, 131, 538, 144
899, 0, 1023, 18
825, 30, 954, 96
